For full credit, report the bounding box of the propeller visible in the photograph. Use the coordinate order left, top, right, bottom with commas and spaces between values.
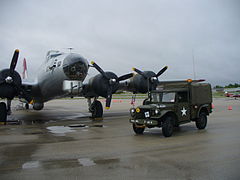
91, 61, 133, 109
132, 66, 168, 80
0, 49, 32, 103
0, 49, 20, 85
156, 66, 168, 78
131, 66, 168, 93
10, 49, 19, 75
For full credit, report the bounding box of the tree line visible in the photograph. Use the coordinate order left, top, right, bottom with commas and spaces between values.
214, 83, 240, 89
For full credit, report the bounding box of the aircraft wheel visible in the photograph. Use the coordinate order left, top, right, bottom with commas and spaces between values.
133, 124, 145, 134
162, 116, 174, 137
91, 100, 103, 118
0, 102, 7, 122
196, 112, 207, 129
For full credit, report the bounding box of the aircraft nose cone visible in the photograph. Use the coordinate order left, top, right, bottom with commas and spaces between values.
63, 54, 89, 80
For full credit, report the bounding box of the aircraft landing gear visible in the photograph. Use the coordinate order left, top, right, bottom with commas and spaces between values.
88, 98, 103, 118
7, 99, 12, 115
25, 103, 29, 110
0, 102, 7, 123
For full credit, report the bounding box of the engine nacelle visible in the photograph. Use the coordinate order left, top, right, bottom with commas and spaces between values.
128, 71, 158, 93
88, 72, 118, 98
33, 102, 44, 111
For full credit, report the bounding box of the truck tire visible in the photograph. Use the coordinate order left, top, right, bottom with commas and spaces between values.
162, 116, 174, 137
196, 112, 207, 129
133, 124, 145, 134
142, 99, 148, 105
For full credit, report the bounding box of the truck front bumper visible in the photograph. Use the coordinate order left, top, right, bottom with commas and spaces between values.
129, 119, 158, 126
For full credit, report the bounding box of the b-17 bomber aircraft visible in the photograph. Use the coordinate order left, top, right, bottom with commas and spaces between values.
0, 49, 168, 122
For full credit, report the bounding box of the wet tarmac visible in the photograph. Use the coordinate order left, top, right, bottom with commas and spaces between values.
0, 98, 240, 180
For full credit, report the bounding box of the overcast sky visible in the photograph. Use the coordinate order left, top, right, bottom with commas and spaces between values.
0, 0, 239, 86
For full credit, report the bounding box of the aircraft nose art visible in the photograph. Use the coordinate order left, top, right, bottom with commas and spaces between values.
63, 54, 88, 80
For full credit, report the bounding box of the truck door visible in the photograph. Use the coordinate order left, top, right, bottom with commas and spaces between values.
176, 91, 190, 123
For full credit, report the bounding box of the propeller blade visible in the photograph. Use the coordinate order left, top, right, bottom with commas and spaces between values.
118, 73, 134, 81
91, 61, 110, 80
132, 68, 147, 78
10, 49, 20, 75
156, 66, 168, 77
105, 86, 112, 109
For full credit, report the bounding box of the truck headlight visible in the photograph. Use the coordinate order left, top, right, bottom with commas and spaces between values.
130, 108, 136, 117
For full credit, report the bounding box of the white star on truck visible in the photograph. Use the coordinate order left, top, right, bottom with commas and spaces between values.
181, 107, 187, 116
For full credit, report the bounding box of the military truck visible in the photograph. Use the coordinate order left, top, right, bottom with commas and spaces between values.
129, 80, 212, 137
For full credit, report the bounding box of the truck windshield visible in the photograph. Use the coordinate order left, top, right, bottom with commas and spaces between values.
162, 92, 176, 102
151, 93, 160, 102
150, 92, 176, 103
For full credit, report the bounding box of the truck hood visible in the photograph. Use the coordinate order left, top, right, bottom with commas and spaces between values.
138, 104, 174, 110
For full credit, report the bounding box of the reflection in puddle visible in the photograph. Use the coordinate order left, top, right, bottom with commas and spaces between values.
21, 158, 120, 170
78, 158, 96, 167
95, 158, 120, 164
22, 161, 40, 169
47, 126, 75, 136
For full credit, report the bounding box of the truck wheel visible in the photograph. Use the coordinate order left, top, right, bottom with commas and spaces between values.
142, 99, 148, 105
133, 124, 145, 134
196, 112, 207, 129
0, 102, 7, 122
162, 116, 174, 137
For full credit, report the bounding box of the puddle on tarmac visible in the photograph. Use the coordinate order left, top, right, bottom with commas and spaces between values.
94, 158, 120, 165
69, 124, 87, 128
47, 126, 75, 136
21, 158, 120, 170
78, 158, 96, 166
42, 159, 80, 169
78, 158, 120, 167
22, 161, 40, 169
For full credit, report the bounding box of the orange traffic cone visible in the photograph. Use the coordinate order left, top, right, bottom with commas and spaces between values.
228, 106, 233, 110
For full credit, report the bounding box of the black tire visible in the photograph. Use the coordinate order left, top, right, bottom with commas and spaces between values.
133, 124, 145, 134
0, 102, 7, 122
25, 103, 29, 110
142, 98, 148, 105
196, 112, 207, 129
162, 116, 174, 137
91, 100, 103, 118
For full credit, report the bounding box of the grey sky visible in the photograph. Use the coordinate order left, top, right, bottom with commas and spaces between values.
0, 0, 239, 86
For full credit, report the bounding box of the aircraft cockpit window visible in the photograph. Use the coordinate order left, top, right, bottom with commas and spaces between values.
57, 61, 61, 67
46, 51, 63, 61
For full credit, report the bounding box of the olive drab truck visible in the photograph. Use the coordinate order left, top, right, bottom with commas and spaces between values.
129, 79, 212, 137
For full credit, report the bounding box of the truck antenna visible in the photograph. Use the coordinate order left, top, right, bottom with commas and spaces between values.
192, 49, 196, 80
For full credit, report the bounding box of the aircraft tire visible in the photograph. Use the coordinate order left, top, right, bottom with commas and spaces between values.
91, 100, 103, 118
196, 112, 207, 130
162, 116, 174, 137
25, 103, 29, 110
0, 102, 7, 122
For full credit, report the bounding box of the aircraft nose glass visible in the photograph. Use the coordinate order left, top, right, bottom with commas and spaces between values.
64, 60, 87, 80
